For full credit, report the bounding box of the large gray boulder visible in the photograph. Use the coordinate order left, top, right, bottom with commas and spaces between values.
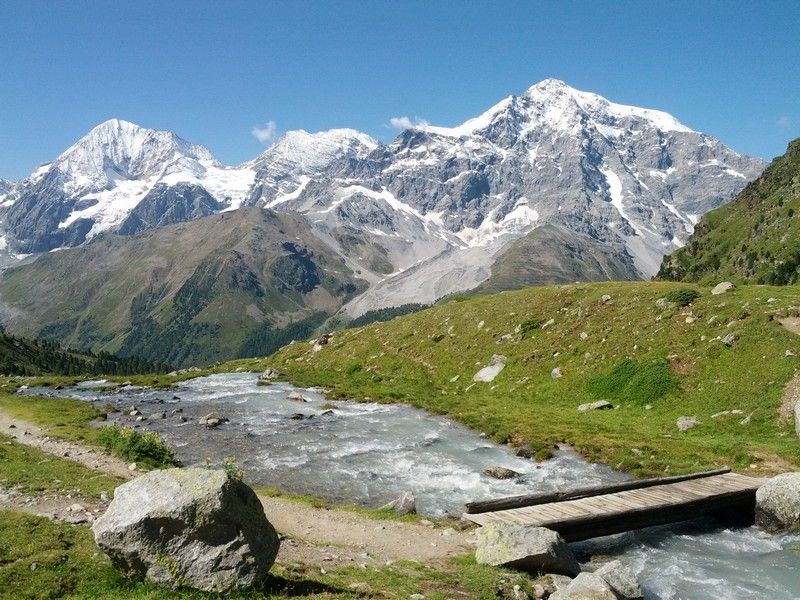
755, 472, 800, 533
594, 560, 643, 599
475, 524, 579, 576
93, 468, 280, 592
549, 572, 616, 600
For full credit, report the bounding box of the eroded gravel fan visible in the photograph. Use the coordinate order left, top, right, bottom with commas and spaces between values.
92, 468, 280, 592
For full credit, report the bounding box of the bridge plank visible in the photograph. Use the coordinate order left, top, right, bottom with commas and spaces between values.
463, 472, 766, 541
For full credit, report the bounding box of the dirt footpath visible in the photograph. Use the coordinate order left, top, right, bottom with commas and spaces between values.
0, 409, 133, 479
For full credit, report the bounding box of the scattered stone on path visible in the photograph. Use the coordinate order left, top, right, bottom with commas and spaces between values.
711, 282, 735, 295
578, 400, 613, 412
755, 472, 800, 533
473, 355, 506, 383
483, 466, 521, 480
594, 560, 643, 599
93, 468, 279, 592
474, 524, 580, 576
676, 416, 700, 432
549, 572, 617, 600
380, 491, 416, 515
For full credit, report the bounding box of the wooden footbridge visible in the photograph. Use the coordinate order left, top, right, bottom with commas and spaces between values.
463, 468, 765, 542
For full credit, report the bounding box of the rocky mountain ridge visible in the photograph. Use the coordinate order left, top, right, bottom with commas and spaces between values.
0, 80, 766, 318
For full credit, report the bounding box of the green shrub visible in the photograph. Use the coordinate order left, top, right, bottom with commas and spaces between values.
519, 318, 542, 336
96, 424, 176, 469
665, 288, 701, 307
587, 358, 679, 405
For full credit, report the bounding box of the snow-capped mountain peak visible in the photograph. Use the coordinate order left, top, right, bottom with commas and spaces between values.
249, 128, 378, 172
524, 78, 694, 134
46, 119, 217, 195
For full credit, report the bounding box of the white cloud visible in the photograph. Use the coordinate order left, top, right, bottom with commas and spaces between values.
389, 116, 429, 130
777, 116, 791, 129
251, 120, 278, 144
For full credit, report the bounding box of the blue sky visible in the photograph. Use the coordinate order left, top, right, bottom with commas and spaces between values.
1, 0, 798, 180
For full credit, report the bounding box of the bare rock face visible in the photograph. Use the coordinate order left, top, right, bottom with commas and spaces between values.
475, 524, 580, 576
92, 468, 280, 592
755, 473, 800, 533
593, 560, 643, 599
549, 572, 617, 600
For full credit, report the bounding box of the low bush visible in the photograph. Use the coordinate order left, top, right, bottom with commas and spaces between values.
96, 424, 176, 469
665, 287, 701, 307
587, 358, 680, 405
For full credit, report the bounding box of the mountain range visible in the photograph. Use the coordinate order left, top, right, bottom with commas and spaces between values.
0, 79, 768, 365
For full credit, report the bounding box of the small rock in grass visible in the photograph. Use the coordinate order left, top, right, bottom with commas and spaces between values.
676, 416, 700, 431
721, 332, 740, 346
551, 367, 563, 379
711, 282, 735, 295
578, 400, 613, 412
601, 294, 612, 303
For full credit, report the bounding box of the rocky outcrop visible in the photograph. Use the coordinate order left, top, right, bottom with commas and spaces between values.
593, 560, 643, 599
474, 524, 580, 576
92, 468, 280, 592
549, 572, 616, 600
755, 473, 800, 533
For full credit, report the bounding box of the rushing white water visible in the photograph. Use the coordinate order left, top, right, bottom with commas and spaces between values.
29, 372, 800, 598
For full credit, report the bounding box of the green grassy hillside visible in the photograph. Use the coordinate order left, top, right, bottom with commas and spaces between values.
224, 281, 800, 477
0, 208, 365, 368
659, 138, 800, 284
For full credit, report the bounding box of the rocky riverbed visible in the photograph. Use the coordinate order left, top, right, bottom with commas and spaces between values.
22, 373, 800, 598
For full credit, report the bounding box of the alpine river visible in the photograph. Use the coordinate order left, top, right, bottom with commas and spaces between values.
35, 373, 800, 599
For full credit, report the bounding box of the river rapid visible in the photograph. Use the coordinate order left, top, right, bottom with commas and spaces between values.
31, 373, 800, 599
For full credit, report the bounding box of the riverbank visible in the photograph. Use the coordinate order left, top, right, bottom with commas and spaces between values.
225, 281, 800, 478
